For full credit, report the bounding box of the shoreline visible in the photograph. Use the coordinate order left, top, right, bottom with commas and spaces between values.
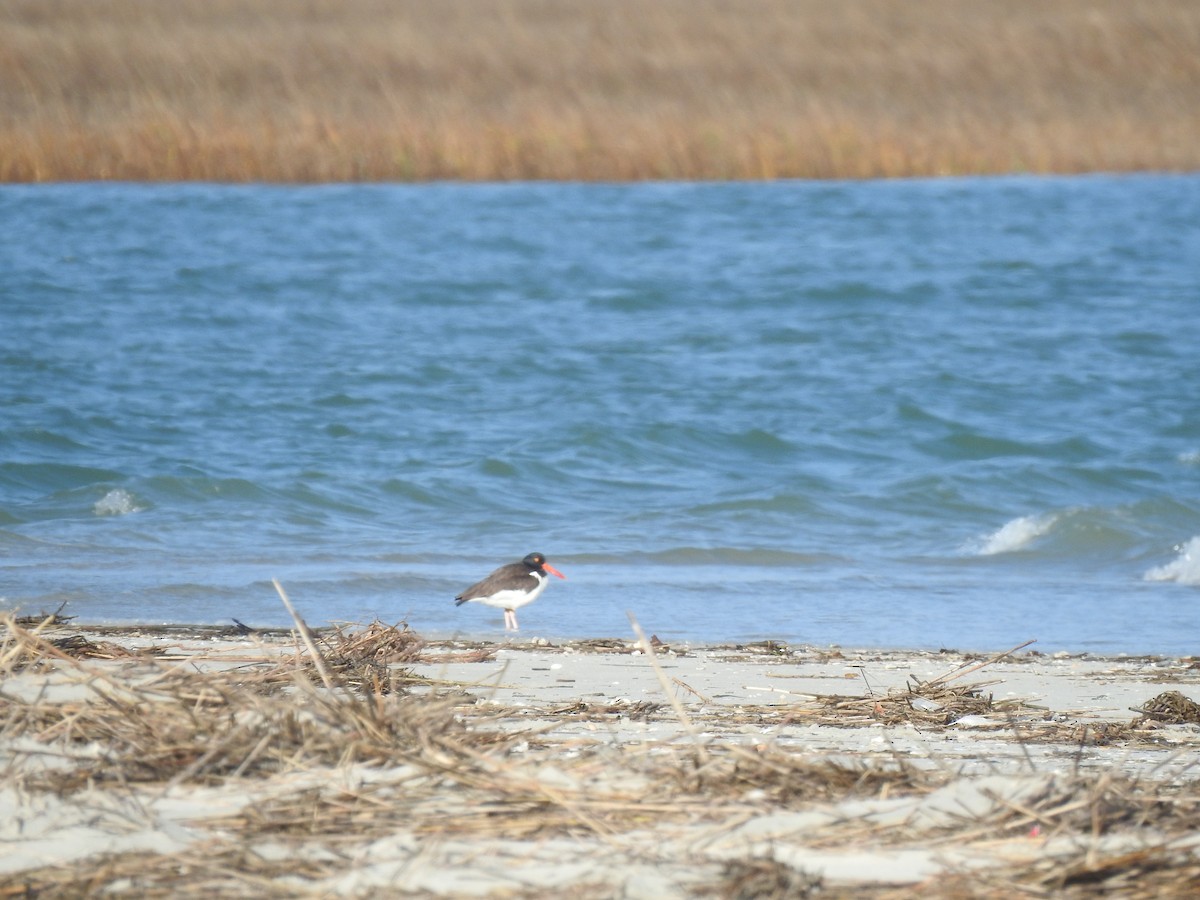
4, 618, 1199, 895
26, 618, 1200, 664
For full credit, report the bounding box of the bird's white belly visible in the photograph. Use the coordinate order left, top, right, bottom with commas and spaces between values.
471, 577, 548, 610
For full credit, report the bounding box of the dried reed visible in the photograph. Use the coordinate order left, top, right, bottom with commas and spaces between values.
2, 0, 1198, 182
0, 615, 498, 796
3, 615, 1199, 897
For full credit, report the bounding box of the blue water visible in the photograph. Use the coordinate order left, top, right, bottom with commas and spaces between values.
2, 177, 1199, 653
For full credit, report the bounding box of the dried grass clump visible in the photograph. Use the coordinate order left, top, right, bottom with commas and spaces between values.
711, 858, 824, 900
809, 642, 1043, 730
0, 615, 504, 794
680, 743, 940, 809
43, 633, 136, 660
12, 603, 75, 627
690, 754, 1200, 895
928, 774, 1200, 898
814, 677, 1021, 728
943, 825, 1200, 898
1018, 843, 1200, 899
6, 844, 333, 899
807, 647, 1200, 749
0, 618, 137, 673
974, 772, 1197, 842
314, 618, 426, 694
1133, 690, 1200, 726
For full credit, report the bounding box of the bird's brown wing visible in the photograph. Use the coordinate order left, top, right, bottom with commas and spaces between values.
455, 562, 532, 602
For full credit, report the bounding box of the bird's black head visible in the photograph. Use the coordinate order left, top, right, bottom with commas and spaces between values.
522, 551, 566, 580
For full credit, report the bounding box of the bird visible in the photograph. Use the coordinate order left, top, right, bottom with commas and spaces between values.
454, 552, 566, 631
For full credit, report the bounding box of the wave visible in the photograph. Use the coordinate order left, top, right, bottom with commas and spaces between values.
567, 547, 838, 566
686, 492, 825, 517
967, 513, 1060, 555
1143, 536, 1200, 585
920, 431, 1108, 463
962, 500, 1192, 560
0, 461, 126, 495
93, 488, 144, 517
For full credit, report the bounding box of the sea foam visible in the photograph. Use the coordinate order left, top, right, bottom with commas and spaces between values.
93, 488, 142, 517
970, 513, 1057, 556
1144, 536, 1200, 586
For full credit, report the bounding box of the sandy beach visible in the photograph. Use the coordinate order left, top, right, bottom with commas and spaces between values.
3, 615, 1199, 897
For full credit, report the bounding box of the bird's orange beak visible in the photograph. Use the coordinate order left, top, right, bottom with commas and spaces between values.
544, 563, 566, 580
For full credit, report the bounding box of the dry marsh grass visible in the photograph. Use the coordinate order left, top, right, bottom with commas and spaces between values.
4, 614, 1200, 896
2, 0, 1199, 182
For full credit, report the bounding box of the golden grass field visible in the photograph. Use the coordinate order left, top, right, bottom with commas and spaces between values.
2, 0, 1199, 182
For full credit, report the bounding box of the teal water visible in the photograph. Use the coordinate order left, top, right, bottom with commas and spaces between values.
2, 177, 1199, 652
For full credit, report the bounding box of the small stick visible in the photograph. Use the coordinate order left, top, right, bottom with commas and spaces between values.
273, 578, 335, 691
672, 677, 714, 705
851, 664, 876, 697
925, 639, 1037, 688
627, 612, 709, 766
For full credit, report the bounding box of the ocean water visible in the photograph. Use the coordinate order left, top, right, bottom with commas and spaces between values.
2, 176, 1198, 654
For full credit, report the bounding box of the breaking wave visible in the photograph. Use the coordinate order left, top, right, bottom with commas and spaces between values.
93, 488, 143, 517
968, 513, 1059, 556
1143, 536, 1200, 585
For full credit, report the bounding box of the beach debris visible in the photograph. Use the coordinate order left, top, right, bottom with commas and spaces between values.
47, 633, 135, 660
713, 857, 823, 899
309, 620, 427, 694
12, 601, 75, 627
808, 677, 1019, 729
1, 620, 136, 671
1132, 690, 1200, 726
734, 639, 792, 656
572, 637, 638, 653
4, 616, 1200, 898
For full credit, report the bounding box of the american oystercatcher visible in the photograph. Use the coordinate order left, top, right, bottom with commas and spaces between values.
454, 552, 566, 631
